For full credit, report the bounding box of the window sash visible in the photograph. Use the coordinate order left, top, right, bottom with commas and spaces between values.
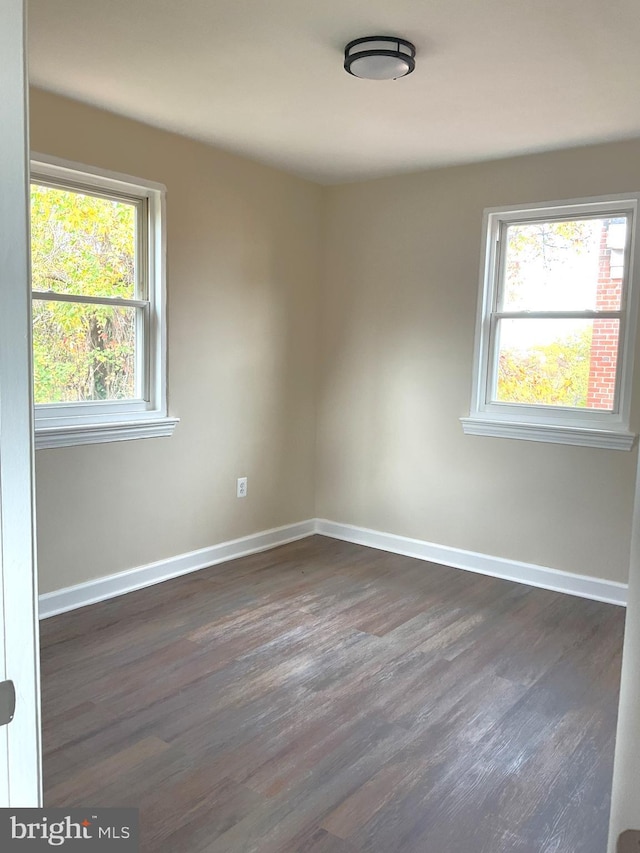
32, 295, 150, 405
487, 307, 627, 411
487, 316, 624, 412
495, 214, 632, 315
30, 177, 149, 302
486, 212, 631, 414
30, 172, 152, 409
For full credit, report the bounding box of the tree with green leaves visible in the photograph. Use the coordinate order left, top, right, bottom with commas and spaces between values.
30, 184, 137, 403
497, 327, 592, 408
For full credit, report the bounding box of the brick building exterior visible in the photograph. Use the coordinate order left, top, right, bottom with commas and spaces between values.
586, 219, 625, 410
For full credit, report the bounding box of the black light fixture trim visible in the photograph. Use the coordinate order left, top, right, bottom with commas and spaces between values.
344, 36, 416, 79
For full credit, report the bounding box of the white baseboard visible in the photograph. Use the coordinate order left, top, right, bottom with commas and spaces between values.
315, 519, 628, 607
39, 516, 627, 618
38, 519, 316, 619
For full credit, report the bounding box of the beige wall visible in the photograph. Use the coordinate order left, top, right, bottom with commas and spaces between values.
317, 141, 640, 584
30, 89, 322, 594
30, 88, 640, 593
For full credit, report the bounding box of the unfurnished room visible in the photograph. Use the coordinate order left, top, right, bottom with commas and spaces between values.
1, 1, 640, 852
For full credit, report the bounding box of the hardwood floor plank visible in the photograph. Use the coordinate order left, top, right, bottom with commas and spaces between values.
41, 536, 624, 852
154, 778, 264, 853
46, 736, 170, 806
279, 826, 359, 853
205, 719, 416, 853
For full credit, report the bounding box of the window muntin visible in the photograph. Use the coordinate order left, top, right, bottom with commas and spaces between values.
464, 195, 640, 448
30, 155, 175, 448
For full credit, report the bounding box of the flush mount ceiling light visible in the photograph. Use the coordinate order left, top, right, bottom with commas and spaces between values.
344, 36, 416, 80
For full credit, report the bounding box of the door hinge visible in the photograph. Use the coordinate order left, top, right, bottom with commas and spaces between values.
618, 829, 640, 852
0, 680, 16, 726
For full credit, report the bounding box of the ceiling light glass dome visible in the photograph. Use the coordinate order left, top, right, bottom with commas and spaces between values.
344, 37, 416, 80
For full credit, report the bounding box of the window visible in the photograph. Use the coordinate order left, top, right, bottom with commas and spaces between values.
461, 195, 640, 449
30, 155, 178, 448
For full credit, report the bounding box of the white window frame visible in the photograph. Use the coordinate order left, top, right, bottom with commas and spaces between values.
30, 154, 178, 449
461, 194, 640, 450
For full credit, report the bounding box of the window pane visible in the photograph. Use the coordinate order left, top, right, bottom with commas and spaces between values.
494, 318, 620, 411
33, 301, 138, 403
500, 217, 627, 312
30, 184, 136, 299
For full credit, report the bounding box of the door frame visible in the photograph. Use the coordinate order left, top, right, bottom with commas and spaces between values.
0, 0, 43, 806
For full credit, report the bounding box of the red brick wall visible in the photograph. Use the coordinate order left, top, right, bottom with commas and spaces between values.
586, 222, 621, 410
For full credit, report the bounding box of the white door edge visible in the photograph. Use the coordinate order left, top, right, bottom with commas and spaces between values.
0, 0, 43, 807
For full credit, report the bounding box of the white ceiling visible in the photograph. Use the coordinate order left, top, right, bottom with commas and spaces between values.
27, 0, 640, 184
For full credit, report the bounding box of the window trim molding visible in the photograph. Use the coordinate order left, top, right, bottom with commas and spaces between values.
30, 153, 178, 448
460, 417, 635, 450
462, 193, 640, 450
35, 417, 180, 450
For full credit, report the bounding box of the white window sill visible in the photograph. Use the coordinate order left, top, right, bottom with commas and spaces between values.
35, 416, 179, 450
460, 417, 635, 450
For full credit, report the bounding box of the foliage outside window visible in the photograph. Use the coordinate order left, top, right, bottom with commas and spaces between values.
31, 155, 177, 449
31, 184, 139, 403
462, 195, 640, 450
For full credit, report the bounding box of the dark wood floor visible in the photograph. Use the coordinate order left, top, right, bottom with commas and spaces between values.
40, 535, 625, 853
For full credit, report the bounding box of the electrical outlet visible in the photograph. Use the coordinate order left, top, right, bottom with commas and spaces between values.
237, 477, 248, 498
